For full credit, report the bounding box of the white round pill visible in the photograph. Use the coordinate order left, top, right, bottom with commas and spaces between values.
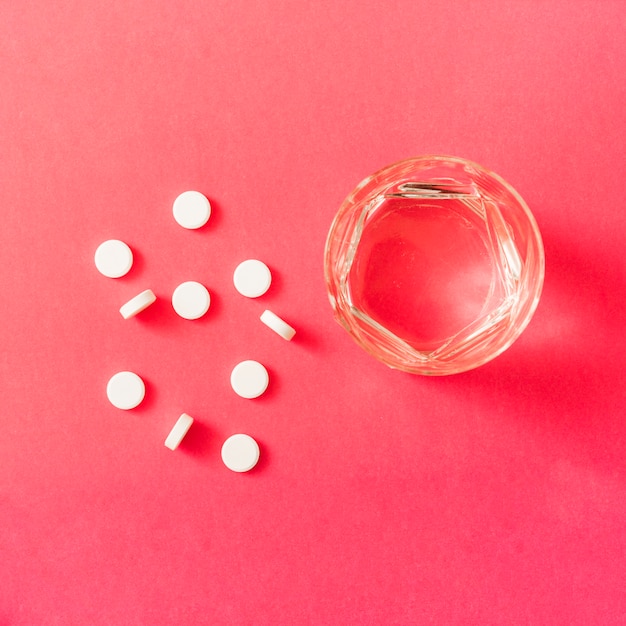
233, 259, 272, 298
164, 413, 194, 451
260, 310, 296, 341
106, 371, 145, 410
173, 190, 211, 229
230, 360, 269, 399
221, 434, 260, 472
94, 240, 133, 278
172, 281, 210, 320
119, 289, 157, 319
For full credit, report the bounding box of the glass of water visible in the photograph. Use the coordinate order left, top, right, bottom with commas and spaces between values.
324, 156, 545, 375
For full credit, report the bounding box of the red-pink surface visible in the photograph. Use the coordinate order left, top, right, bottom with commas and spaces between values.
1, 1, 624, 624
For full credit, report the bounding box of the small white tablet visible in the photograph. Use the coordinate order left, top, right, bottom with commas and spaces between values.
221, 434, 260, 472
172, 281, 210, 320
233, 260, 272, 298
164, 413, 194, 450
119, 289, 157, 319
106, 371, 145, 410
260, 310, 296, 341
173, 191, 211, 229
95, 240, 133, 278
230, 360, 269, 399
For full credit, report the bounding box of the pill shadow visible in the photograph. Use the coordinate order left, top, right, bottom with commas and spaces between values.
207, 196, 223, 231
266, 265, 283, 298
258, 364, 280, 402
180, 419, 212, 457
135, 376, 157, 414
127, 244, 146, 278
135, 294, 178, 331
207, 289, 222, 321
191, 287, 221, 324
290, 324, 322, 351
251, 437, 270, 474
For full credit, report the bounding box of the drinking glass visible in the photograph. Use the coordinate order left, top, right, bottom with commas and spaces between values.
324, 156, 545, 375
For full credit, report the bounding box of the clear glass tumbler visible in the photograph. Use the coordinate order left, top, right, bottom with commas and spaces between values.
324, 156, 545, 375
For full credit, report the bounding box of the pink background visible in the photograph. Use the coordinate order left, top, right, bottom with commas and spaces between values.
1, 1, 624, 624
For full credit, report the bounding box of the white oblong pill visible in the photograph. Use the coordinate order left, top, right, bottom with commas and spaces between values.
95, 240, 133, 278
119, 289, 157, 319
107, 371, 145, 410
173, 190, 211, 229
230, 360, 269, 399
233, 259, 272, 298
164, 413, 194, 450
260, 310, 296, 341
221, 434, 260, 472
172, 281, 210, 320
